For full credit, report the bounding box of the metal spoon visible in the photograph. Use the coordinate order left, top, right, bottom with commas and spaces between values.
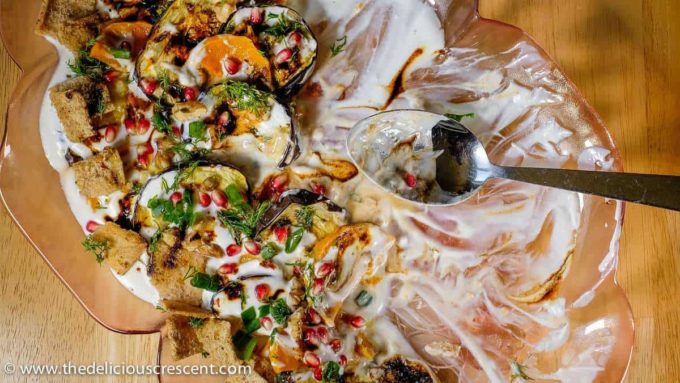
347, 110, 680, 210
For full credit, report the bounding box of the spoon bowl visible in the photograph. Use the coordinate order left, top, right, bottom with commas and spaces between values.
348, 110, 680, 210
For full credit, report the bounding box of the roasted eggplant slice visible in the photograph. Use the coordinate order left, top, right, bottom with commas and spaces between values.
194, 81, 299, 169
133, 162, 249, 238
135, 0, 237, 104
225, 5, 318, 98
256, 189, 347, 239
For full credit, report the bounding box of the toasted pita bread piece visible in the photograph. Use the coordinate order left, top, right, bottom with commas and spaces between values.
160, 300, 214, 319
165, 315, 204, 360
148, 229, 207, 306
72, 147, 126, 198
36, 0, 107, 53
50, 76, 113, 143
91, 222, 146, 274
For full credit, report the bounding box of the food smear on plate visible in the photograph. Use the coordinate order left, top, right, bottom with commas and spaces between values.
36, 0, 619, 382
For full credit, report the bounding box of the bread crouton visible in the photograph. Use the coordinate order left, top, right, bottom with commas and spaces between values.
160, 300, 213, 319
165, 315, 203, 360
149, 229, 207, 306
91, 222, 146, 274
50, 77, 113, 143
71, 147, 126, 198
36, 0, 107, 53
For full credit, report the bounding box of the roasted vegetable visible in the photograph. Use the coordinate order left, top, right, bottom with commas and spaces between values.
225, 5, 318, 98
90, 21, 153, 72
135, 0, 238, 104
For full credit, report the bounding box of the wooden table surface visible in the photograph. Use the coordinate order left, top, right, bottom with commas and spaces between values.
1, 1, 678, 382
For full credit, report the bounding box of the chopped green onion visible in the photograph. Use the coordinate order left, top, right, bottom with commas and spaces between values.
285, 227, 304, 253
355, 290, 373, 307
190, 272, 221, 292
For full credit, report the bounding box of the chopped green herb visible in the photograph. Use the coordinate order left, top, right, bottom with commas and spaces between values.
444, 112, 475, 122
295, 206, 315, 230
232, 330, 258, 361
354, 290, 373, 307
155, 305, 167, 312
148, 229, 164, 253
131, 182, 143, 195
68, 39, 108, 80
189, 272, 221, 292
285, 227, 304, 253
258, 305, 271, 318
147, 190, 195, 229
330, 35, 348, 57
270, 298, 293, 324
322, 361, 342, 382
188, 121, 206, 140
201, 351, 210, 358
218, 190, 270, 241
188, 317, 206, 329
264, 12, 306, 39
82, 235, 110, 264
95, 96, 108, 115
510, 361, 534, 382
211, 81, 271, 116
109, 47, 131, 59
160, 177, 171, 193
152, 112, 172, 134
261, 242, 280, 260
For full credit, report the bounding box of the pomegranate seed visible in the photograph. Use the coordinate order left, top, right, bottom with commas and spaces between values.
199, 193, 212, 207
255, 283, 271, 301
169, 192, 183, 204
137, 141, 153, 156
312, 278, 325, 295
304, 351, 321, 368
260, 316, 273, 331
138, 118, 151, 133
271, 175, 288, 193
338, 355, 347, 367
348, 315, 365, 329
250, 7, 263, 24
293, 266, 302, 276
317, 327, 330, 344
275, 48, 293, 64
138, 152, 151, 167
303, 328, 319, 346
306, 308, 322, 325
225, 57, 241, 75
183, 87, 198, 101
218, 263, 238, 275
85, 220, 101, 233
211, 190, 228, 207
172, 126, 182, 137
105, 126, 117, 143
226, 244, 241, 257
124, 118, 136, 133
274, 226, 289, 243
104, 71, 119, 83
330, 339, 342, 353
218, 112, 231, 126
140, 78, 158, 95
313, 368, 322, 381
317, 262, 335, 278
311, 182, 326, 195
404, 172, 417, 188
244, 240, 261, 255
288, 32, 302, 47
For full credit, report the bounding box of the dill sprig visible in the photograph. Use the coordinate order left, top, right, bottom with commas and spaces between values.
82, 235, 110, 264
330, 35, 348, 57
217, 184, 270, 241
68, 39, 108, 80
264, 12, 307, 40
211, 81, 271, 117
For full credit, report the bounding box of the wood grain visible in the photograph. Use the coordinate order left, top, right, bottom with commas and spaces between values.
0, 1, 678, 382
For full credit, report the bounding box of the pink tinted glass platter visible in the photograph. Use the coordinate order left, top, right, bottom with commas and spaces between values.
0, 0, 634, 382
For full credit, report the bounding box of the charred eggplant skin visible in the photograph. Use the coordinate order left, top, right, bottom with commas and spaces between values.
255, 189, 345, 236
225, 5, 318, 99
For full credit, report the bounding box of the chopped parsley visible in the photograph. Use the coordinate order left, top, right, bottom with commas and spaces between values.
211, 81, 271, 117
261, 242, 280, 260
510, 361, 533, 382
330, 35, 348, 57
322, 361, 342, 382
444, 112, 475, 122
68, 39, 108, 80
152, 112, 171, 134
270, 298, 293, 324
148, 190, 196, 229
188, 317, 206, 329
82, 235, 110, 264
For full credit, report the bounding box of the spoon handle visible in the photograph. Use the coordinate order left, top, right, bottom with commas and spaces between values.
492, 165, 680, 211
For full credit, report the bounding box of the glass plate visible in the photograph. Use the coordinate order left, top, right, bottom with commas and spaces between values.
0, 0, 634, 381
